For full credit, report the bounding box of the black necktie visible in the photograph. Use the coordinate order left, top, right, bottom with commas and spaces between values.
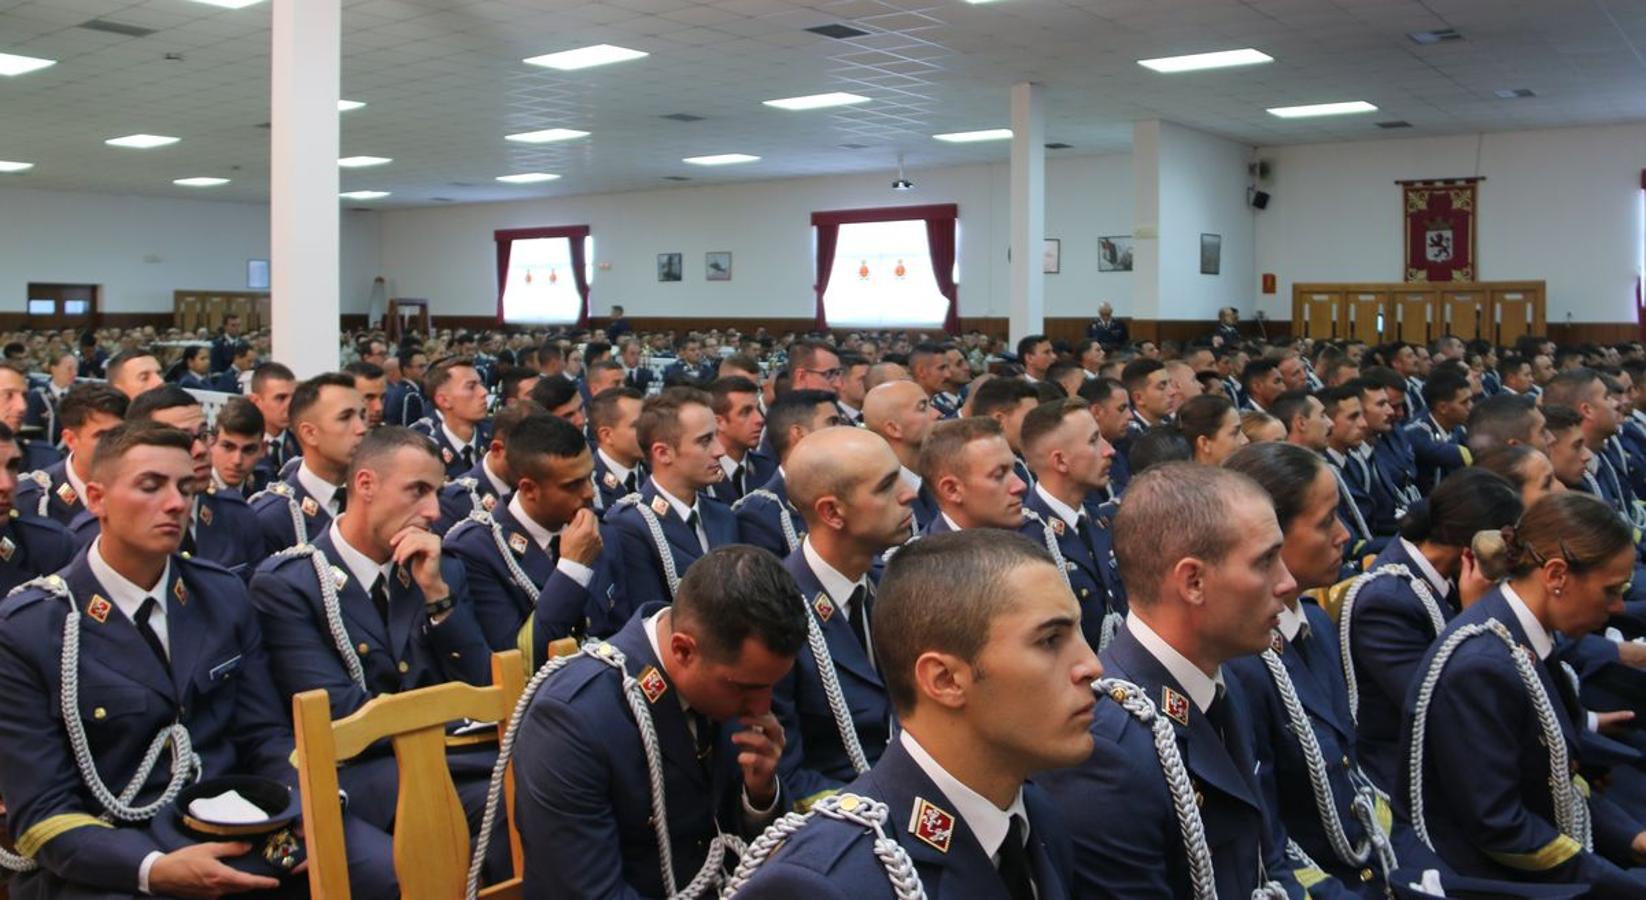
731, 464, 745, 496
134, 597, 169, 671
335, 490, 347, 515
846, 584, 870, 653
997, 816, 1036, 900
179, 523, 197, 557
691, 710, 716, 768
461, 445, 475, 469
267, 438, 282, 467
685, 509, 701, 533
371, 575, 390, 626
548, 534, 561, 561
624, 471, 639, 495
1205, 688, 1234, 745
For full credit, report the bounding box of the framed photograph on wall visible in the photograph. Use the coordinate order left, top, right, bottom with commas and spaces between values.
1097, 236, 1133, 272
247, 258, 270, 290
705, 251, 732, 281
1200, 233, 1221, 275
657, 252, 683, 282
1042, 239, 1061, 274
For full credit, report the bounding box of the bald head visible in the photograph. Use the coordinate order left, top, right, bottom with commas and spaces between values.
864, 362, 910, 392
864, 380, 927, 436
787, 425, 914, 554
789, 427, 897, 517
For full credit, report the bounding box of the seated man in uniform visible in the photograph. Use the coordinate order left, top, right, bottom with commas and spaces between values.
415, 357, 492, 479
1020, 398, 1124, 653
0, 361, 61, 472
445, 414, 623, 664
249, 372, 367, 554
605, 387, 739, 608
433, 400, 537, 536
15, 382, 126, 525
513, 545, 805, 898
247, 362, 299, 491
590, 386, 647, 514
733, 529, 1100, 899
733, 389, 841, 559
0, 422, 75, 595
207, 396, 266, 499
703, 376, 773, 506
770, 426, 914, 806
0, 421, 394, 899
69, 387, 262, 578
344, 360, 388, 429
863, 380, 940, 534
920, 419, 1074, 575
1038, 463, 1306, 899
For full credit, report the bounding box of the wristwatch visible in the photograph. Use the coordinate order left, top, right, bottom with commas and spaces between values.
425, 594, 456, 619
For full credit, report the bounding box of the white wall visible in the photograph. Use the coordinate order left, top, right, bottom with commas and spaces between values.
0, 184, 381, 316
378, 154, 1137, 322
1156, 121, 1256, 321
1253, 123, 1646, 324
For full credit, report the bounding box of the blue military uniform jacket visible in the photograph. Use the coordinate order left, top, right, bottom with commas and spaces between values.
734, 737, 1075, 900
1611, 422, 1646, 507
16, 459, 86, 527
416, 415, 491, 481
1088, 316, 1128, 347
209, 334, 237, 373
703, 449, 777, 506
0, 509, 74, 596
1404, 377, 1426, 421
384, 380, 425, 427
908, 479, 940, 533
734, 470, 807, 559
0, 551, 293, 898
249, 528, 490, 720
661, 359, 715, 385
1403, 415, 1469, 495
771, 547, 891, 807
592, 452, 644, 515
1038, 623, 1301, 899
68, 485, 264, 579
443, 500, 627, 664
1343, 539, 1458, 793
178, 371, 213, 391
606, 480, 739, 608
1023, 488, 1120, 653
1370, 429, 1420, 519
624, 366, 657, 394
433, 458, 508, 536
1399, 588, 1646, 897
513, 606, 783, 898
23, 384, 65, 447
248, 468, 334, 556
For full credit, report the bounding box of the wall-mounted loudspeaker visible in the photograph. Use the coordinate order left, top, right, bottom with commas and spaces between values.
1250, 190, 1271, 210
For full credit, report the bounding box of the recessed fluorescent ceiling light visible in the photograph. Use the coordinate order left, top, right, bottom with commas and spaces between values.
0, 160, 34, 173
0, 52, 55, 77
683, 153, 760, 166
338, 99, 366, 112
339, 190, 389, 200
1266, 100, 1378, 118
932, 128, 1012, 142
763, 92, 871, 110
496, 172, 561, 184
1137, 48, 1272, 73
187, 0, 265, 8
338, 155, 391, 168
106, 134, 180, 149
505, 128, 590, 144
174, 177, 229, 187
523, 44, 647, 71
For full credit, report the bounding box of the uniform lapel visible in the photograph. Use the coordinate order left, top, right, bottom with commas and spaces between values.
494, 505, 554, 600
387, 564, 421, 662
63, 555, 174, 701
315, 533, 390, 649
610, 611, 707, 788
165, 566, 205, 699
855, 740, 1006, 898
785, 553, 881, 686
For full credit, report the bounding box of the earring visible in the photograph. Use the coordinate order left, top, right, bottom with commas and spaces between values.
1554, 587, 1564, 597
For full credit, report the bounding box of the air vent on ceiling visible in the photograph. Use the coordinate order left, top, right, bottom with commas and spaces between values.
660, 113, 705, 122
79, 19, 157, 38
431, 197, 454, 202
1494, 88, 1536, 99
447, 181, 477, 187
662, 175, 692, 181
1376, 120, 1412, 129
1045, 142, 1073, 149
838, 143, 869, 150
806, 23, 870, 40
1407, 28, 1461, 45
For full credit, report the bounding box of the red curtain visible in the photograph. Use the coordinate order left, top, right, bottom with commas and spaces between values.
811, 204, 960, 334
493, 225, 592, 327
1639, 170, 1646, 342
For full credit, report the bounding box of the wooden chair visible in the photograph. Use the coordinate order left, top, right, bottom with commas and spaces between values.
293, 651, 527, 900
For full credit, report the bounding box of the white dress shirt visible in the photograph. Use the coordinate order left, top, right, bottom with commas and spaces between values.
653, 479, 708, 552
507, 494, 593, 587
1276, 601, 1309, 642
88, 539, 172, 657
1033, 483, 1082, 531
297, 462, 343, 518
480, 454, 512, 496
329, 520, 391, 595
597, 448, 640, 490
898, 730, 1029, 867
1126, 611, 1224, 713
1398, 537, 1450, 599
442, 421, 478, 465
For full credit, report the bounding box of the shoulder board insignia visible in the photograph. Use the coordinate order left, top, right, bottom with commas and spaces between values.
909, 797, 955, 854
1049, 517, 1066, 536
397, 566, 411, 588
1107, 684, 1130, 703
300, 496, 320, 518
29, 470, 49, 488
199, 505, 213, 527
269, 482, 294, 498
812, 592, 835, 622
650, 496, 670, 516
55, 482, 77, 506
330, 566, 349, 590
206, 483, 217, 496
481, 494, 498, 512
173, 579, 188, 605
442, 447, 454, 464
637, 665, 668, 703
86, 594, 112, 624
1270, 631, 1285, 654
0, 536, 12, 562
508, 532, 529, 556
593, 641, 616, 660
1162, 686, 1190, 727
602, 471, 619, 489
8, 508, 17, 519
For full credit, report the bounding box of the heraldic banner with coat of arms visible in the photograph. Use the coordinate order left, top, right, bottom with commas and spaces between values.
1400, 177, 1479, 282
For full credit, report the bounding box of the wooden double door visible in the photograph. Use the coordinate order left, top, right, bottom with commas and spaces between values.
1292, 281, 1544, 345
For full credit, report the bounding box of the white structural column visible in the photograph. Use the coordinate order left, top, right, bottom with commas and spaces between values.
270, 0, 342, 378
1008, 81, 1045, 344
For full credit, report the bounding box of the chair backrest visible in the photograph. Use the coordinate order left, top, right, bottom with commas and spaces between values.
294, 651, 527, 900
